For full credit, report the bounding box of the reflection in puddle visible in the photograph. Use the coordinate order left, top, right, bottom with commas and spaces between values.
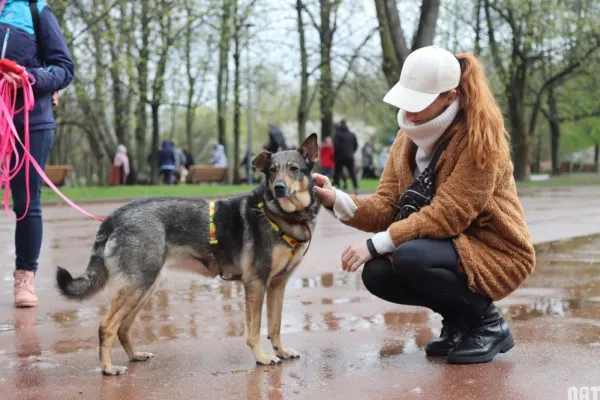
507, 298, 578, 321
291, 273, 358, 290
321, 297, 361, 305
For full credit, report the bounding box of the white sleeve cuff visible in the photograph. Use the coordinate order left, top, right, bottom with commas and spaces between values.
332, 189, 357, 221
371, 231, 395, 255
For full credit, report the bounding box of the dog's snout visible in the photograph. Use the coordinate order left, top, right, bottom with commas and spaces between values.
273, 181, 288, 198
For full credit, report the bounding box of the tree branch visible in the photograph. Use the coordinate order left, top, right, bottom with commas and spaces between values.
383, 0, 410, 63
484, 0, 507, 83
68, 0, 121, 46
528, 42, 600, 136
559, 110, 600, 123
334, 26, 378, 95
299, 1, 320, 32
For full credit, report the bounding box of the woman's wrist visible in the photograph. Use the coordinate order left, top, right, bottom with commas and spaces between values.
371, 231, 395, 255
332, 189, 357, 221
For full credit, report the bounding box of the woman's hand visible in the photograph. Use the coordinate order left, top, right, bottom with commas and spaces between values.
3, 71, 23, 88
341, 241, 373, 272
313, 173, 336, 208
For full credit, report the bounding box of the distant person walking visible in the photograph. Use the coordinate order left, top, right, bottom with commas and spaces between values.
158, 140, 177, 185
320, 137, 335, 177
333, 120, 359, 193
361, 136, 377, 179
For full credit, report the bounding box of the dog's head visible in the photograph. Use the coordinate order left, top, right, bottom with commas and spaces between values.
253, 133, 319, 213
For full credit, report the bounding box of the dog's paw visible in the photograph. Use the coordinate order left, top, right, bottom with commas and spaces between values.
255, 353, 282, 365
276, 347, 300, 360
130, 352, 154, 362
101, 365, 128, 376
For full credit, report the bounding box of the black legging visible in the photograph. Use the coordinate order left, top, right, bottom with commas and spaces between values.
333, 158, 358, 190
362, 239, 491, 319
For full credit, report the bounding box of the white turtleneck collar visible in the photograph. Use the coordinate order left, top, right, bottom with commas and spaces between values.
397, 98, 460, 176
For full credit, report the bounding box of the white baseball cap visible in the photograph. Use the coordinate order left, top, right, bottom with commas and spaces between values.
383, 46, 461, 113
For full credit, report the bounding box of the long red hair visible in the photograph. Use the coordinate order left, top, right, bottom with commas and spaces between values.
455, 53, 510, 168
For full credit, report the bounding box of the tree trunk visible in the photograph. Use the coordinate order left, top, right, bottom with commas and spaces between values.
374, 0, 439, 88
412, 0, 441, 50
319, 0, 334, 140
374, 0, 401, 88
149, 0, 174, 185
185, 2, 196, 151
534, 133, 541, 174
547, 88, 561, 175
135, 0, 150, 179
508, 94, 530, 181
512, 132, 530, 181
104, 3, 128, 151
594, 142, 599, 173
296, 0, 309, 143
474, 0, 482, 55
232, 0, 241, 184
151, 103, 160, 185
217, 0, 232, 151
383, 0, 409, 65
120, 1, 136, 183
170, 104, 177, 139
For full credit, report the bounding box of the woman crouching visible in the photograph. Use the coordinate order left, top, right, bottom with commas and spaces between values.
314, 46, 535, 364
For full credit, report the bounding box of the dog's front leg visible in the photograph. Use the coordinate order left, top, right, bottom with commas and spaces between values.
244, 279, 282, 365
267, 276, 299, 360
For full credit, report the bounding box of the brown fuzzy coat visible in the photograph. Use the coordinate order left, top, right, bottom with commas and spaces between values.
345, 122, 535, 301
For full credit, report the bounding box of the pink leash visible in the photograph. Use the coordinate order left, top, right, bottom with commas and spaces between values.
0, 59, 104, 222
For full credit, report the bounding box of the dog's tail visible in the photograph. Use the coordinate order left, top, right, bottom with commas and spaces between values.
56, 235, 110, 301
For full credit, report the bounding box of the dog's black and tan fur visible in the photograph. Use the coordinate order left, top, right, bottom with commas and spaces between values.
56, 134, 321, 376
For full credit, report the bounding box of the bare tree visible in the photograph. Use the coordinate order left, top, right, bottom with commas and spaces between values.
484, 0, 600, 180
232, 0, 258, 183
374, 0, 441, 88
217, 0, 233, 152
296, 0, 310, 143
302, 0, 378, 139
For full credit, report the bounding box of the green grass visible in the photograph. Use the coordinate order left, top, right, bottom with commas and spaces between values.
40, 174, 600, 203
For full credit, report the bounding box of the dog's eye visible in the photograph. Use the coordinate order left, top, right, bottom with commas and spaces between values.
269, 165, 277, 173
289, 165, 299, 173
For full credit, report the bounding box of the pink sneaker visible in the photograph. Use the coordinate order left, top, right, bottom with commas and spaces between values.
14, 270, 38, 308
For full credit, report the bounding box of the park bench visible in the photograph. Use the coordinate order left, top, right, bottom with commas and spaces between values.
43, 165, 73, 187
187, 165, 228, 184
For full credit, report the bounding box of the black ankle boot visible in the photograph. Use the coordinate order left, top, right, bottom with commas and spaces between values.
425, 316, 467, 356
447, 303, 515, 364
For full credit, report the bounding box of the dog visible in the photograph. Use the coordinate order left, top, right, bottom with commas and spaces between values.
56, 134, 322, 376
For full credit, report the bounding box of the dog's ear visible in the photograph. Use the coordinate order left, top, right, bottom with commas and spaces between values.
252, 152, 272, 173
299, 133, 319, 167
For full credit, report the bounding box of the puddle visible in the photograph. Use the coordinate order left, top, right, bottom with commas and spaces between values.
506, 298, 578, 321
2, 222, 600, 383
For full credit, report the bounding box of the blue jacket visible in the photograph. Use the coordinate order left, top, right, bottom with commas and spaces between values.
158, 141, 176, 168
0, 0, 74, 132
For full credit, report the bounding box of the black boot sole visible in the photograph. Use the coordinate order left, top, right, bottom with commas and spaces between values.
447, 334, 515, 364
425, 346, 453, 357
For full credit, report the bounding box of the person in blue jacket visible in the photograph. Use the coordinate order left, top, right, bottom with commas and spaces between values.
0, 0, 74, 307
158, 140, 177, 185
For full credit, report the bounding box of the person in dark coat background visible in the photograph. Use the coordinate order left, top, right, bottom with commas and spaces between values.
264, 123, 287, 153
333, 120, 359, 193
